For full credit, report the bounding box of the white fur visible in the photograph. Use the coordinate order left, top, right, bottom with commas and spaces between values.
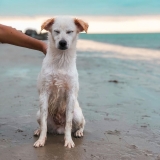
33, 17, 85, 148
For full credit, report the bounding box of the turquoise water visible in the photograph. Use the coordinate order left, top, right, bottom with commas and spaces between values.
0, 0, 160, 16
79, 33, 160, 50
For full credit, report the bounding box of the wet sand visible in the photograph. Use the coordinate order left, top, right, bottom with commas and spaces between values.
0, 40, 160, 160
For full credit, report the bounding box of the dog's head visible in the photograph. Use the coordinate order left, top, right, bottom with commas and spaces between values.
41, 17, 89, 50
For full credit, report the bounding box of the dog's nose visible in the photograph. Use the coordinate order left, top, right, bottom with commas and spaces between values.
59, 40, 67, 47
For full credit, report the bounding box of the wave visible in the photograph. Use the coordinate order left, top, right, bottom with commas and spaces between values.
77, 39, 160, 60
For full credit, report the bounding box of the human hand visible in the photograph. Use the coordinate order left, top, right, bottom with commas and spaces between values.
42, 42, 47, 55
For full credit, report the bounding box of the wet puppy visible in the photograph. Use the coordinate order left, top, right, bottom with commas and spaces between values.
33, 16, 88, 148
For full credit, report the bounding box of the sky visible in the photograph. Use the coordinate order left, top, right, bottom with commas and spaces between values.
0, 0, 160, 16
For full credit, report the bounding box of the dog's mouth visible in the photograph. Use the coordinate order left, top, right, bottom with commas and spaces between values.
58, 46, 68, 50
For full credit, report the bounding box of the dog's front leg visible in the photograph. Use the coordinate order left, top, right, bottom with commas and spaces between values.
64, 92, 75, 148
34, 93, 48, 148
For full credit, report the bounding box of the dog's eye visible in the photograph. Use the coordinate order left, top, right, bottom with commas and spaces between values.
66, 31, 73, 34
54, 30, 60, 34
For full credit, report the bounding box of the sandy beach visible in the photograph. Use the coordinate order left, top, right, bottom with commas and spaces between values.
0, 40, 160, 160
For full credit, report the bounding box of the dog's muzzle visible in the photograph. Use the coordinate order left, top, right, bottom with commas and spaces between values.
58, 40, 68, 50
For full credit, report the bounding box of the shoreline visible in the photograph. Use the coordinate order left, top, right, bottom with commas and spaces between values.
0, 15, 160, 33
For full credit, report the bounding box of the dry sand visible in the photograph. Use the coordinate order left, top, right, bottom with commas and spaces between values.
0, 40, 160, 160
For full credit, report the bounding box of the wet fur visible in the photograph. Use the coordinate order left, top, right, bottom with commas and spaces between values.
33, 16, 88, 148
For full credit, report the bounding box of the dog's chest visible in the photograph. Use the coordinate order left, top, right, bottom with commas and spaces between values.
45, 73, 72, 120
46, 72, 73, 91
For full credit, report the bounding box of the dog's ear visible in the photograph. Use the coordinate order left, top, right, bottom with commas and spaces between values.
41, 18, 54, 32
74, 18, 89, 33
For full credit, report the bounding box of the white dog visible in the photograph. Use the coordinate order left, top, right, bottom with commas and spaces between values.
33, 16, 88, 148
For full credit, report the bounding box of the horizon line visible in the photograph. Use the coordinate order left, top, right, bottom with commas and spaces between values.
1, 15, 160, 34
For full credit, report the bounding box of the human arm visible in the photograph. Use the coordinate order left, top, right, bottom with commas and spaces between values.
0, 24, 47, 55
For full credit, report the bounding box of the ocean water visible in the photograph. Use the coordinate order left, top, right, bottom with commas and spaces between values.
0, 0, 160, 16
79, 33, 160, 50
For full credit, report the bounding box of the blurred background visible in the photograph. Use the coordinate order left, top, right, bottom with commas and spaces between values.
1, 1, 160, 159
0, 0, 160, 50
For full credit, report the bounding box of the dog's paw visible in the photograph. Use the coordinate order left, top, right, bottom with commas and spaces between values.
64, 138, 75, 148
34, 129, 40, 136
33, 138, 46, 148
74, 129, 83, 138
